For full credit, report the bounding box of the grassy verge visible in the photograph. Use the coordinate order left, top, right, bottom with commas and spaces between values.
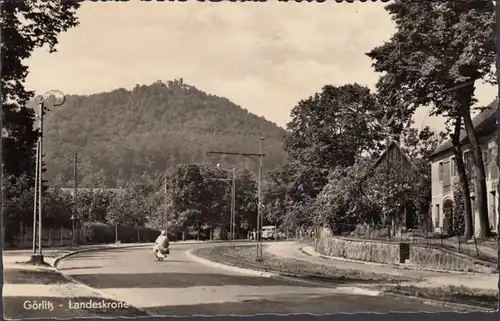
380, 285, 498, 310
196, 245, 498, 309
195, 244, 416, 284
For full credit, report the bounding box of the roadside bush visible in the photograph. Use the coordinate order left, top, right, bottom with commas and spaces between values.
84, 223, 170, 244
452, 183, 465, 236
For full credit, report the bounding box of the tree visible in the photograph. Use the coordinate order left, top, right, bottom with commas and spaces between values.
313, 126, 442, 236
233, 168, 257, 232
284, 84, 384, 169
313, 162, 376, 233
43, 187, 74, 229
367, 0, 495, 237
1, 1, 80, 179
451, 117, 473, 238
170, 164, 206, 234
3, 174, 35, 244
452, 181, 466, 236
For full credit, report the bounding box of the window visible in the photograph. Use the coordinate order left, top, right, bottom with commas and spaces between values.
435, 204, 440, 228
492, 148, 499, 180
491, 192, 497, 230
451, 157, 456, 177
442, 161, 451, 193
464, 151, 473, 174
438, 162, 443, 181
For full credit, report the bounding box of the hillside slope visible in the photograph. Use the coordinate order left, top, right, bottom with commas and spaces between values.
40, 79, 287, 187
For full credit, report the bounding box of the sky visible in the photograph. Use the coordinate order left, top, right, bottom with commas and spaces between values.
25, 0, 497, 132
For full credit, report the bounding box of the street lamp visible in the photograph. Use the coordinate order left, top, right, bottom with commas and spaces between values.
206, 166, 236, 248
70, 214, 78, 247
30, 90, 65, 265
206, 137, 265, 260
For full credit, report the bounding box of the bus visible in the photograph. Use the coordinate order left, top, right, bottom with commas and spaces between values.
261, 225, 276, 240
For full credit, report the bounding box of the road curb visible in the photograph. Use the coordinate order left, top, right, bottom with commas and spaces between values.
187, 247, 389, 298
55, 265, 155, 317
51, 243, 156, 317
300, 246, 496, 275
185, 248, 276, 278
53, 243, 153, 269
381, 291, 493, 312
300, 246, 496, 312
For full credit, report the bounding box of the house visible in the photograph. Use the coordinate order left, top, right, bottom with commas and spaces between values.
60, 188, 126, 196
369, 140, 427, 230
429, 100, 498, 236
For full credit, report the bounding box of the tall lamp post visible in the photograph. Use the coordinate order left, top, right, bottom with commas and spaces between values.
30, 90, 65, 265
206, 137, 265, 260
73, 151, 79, 245
163, 173, 175, 234
206, 165, 236, 248
70, 214, 77, 247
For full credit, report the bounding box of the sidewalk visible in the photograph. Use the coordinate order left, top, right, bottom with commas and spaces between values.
265, 242, 498, 292
2, 244, 151, 319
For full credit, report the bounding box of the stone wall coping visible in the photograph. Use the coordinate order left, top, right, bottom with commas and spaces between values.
325, 235, 497, 270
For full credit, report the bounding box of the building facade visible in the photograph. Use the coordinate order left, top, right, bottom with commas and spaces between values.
430, 103, 498, 237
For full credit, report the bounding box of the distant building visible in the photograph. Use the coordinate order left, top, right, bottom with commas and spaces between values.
429, 101, 498, 236
60, 188, 126, 196
369, 141, 426, 230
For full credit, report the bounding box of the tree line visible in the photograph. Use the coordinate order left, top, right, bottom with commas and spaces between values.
3, 1, 498, 245
262, 1, 497, 240
3, 163, 263, 244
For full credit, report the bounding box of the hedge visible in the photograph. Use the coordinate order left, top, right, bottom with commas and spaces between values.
84, 223, 177, 244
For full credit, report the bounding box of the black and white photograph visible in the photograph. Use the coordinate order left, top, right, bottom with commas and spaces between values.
1, 0, 499, 319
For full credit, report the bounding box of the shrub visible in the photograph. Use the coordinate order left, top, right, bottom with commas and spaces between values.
83, 222, 175, 244
452, 183, 465, 236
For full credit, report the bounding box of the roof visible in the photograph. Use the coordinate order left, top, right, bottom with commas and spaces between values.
60, 188, 126, 194
362, 140, 427, 181
430, 99, 498, 158
372, 141, 418, 172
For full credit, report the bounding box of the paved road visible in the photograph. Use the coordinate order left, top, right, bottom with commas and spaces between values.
56, 243, 458, 316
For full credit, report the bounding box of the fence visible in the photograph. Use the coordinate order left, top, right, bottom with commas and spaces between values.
83, 222, 167, 244
9, 227, 75, 249
326, 222, 498, 264
6, 223, 166, 249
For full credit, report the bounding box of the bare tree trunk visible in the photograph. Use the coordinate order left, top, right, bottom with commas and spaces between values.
462, 111, 491, 238
451, 117, 473, 239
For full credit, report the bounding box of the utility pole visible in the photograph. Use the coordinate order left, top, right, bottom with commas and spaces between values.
164, 174, 170, 233
163, 177, 166, 230
205, 167, 235, 246
38, 101, 44, 257
74, 152, 78, 201
258, 137, 264, 261
29, 90, 65, 265
30, 101, 45, 264
32, 140, 39, 254
231, 167, 236, 248
73, 152, 78, 245
206, 137, 265, 260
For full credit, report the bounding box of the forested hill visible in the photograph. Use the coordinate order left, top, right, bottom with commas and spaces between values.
39, 79, 287, 188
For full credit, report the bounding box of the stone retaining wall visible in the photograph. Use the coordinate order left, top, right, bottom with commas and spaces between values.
316, 227, 496, 273
410, 245, 495, 273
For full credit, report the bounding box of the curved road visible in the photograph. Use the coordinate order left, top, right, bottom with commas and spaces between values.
57, 243, 457, 316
